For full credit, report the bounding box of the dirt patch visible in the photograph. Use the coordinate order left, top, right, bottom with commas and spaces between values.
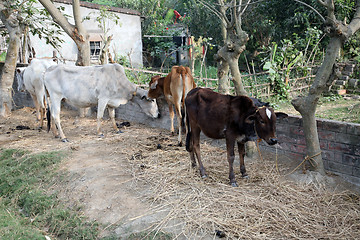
1, 107, 360, 239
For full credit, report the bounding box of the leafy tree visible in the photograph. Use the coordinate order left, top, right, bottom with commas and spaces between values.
0, 1, 23, 116
0, 0, 63, 117
292, 0, 360, 174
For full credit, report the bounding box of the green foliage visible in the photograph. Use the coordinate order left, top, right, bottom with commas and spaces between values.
0, 51, 6, 62
262, 43, 290, 99
124, 68, 152, 85
0, 149, 99, 239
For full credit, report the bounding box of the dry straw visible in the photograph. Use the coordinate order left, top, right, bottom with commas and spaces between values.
124, 131, 360, 239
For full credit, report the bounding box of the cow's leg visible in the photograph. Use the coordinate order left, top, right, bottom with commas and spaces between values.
192, 127, 206, 178
39, 107, 45, 130
168, 103, 175, 135
237, 141, 248, 179
108, 107, 122, 134
97, 100, 107, 137
50, 100, 67, 142
174, 103, 183, 146
31, 94, 41, 121
226, 138, 237, 187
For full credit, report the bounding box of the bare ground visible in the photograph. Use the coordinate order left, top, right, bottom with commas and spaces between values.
1, 107, 359, 239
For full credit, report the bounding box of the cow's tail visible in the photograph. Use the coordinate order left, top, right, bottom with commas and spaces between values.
178, 66, 187, 130
46, 105, 51, 133
44, 82, 51, 133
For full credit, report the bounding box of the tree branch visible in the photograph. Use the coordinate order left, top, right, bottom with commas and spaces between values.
38, 0, 75, 38
294, 0, 325, 22
346, 0, 360, 37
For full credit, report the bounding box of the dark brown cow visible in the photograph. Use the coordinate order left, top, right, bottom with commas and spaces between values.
148, 66, 196, 146
185, 88, 287, 187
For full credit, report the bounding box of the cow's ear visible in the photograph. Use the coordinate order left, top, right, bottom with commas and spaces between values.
275, 112, 288, 119
245, 114, 256, 124
150, 80, 158, 89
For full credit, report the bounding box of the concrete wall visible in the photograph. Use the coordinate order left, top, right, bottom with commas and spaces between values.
30, 0, 143, 67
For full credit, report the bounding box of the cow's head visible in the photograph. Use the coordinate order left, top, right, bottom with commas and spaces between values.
148, 75, 164, 99
133, 87, 160, 118
252, 106, 288, 145
15, 67, 26, 92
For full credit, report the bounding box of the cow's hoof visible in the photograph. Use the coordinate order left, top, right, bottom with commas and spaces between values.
116, 130, 124, 134
177, 142, 182, 147
242, 175, 249, 179
231, 182, 238, 187
98, 134, 105, 138
61, 138, 69, 143
201, 174, 207, 179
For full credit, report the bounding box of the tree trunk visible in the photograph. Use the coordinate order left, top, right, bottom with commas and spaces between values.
292, 37, 342, 175
0, 9, 21, 117
228, 56, 247, 95
216, 54, 230, 94
38, 0, 90, 66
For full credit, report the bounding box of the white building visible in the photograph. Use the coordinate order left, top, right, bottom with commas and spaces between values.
30, 0, 143, 67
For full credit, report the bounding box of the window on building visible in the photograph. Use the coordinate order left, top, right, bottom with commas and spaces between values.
90, 41, 101, 60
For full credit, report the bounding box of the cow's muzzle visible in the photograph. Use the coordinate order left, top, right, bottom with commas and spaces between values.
268, 138, 278, 145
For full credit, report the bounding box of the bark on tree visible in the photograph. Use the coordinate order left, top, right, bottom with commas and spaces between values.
212, 0, 249, 96
0, 6, 22, 117
292, 0, 360, 174
100, 35, 112, 65
38, 0, 90, 66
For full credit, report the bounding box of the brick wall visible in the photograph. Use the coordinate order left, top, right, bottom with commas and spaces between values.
260, 115, 360, 185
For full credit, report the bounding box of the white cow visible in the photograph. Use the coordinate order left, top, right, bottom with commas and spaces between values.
16, 58, 57, 129
44, 63, 160, 142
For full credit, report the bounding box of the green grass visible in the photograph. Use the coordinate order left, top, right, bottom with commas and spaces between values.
0, 149, 99, 239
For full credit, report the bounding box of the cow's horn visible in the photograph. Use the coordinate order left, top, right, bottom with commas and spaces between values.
150, 80, 158, 89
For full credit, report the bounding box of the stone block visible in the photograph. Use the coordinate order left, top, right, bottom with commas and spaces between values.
328, 142, 353, 155
353, 167, 360, 178
321, 120, 347, 133
348, 79, 358, 88
338, 76, 349, 82
335, 80, 347, 85
328, 161, 353, 175
335, 132, 360, 145
318, 130, 336, 141
322, 150, 334, 161
347, 124, 360, 136
342, 154, 360, 167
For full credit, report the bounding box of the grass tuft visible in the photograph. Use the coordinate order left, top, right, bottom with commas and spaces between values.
0, 148, 99, 239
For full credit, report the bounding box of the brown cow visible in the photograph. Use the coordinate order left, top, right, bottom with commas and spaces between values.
185, 88, 287, 187
148, 66, 196, 146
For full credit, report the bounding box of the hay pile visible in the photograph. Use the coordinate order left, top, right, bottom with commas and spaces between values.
125, 135, 360, 239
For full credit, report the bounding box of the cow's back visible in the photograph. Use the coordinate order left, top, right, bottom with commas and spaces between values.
23, 59, 56, 95
44, 64, 136, 108
186, 88, 231, 139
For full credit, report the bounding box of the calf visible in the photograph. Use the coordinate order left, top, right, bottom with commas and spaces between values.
185, 88, 287, 187
148, 65, 196, 146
